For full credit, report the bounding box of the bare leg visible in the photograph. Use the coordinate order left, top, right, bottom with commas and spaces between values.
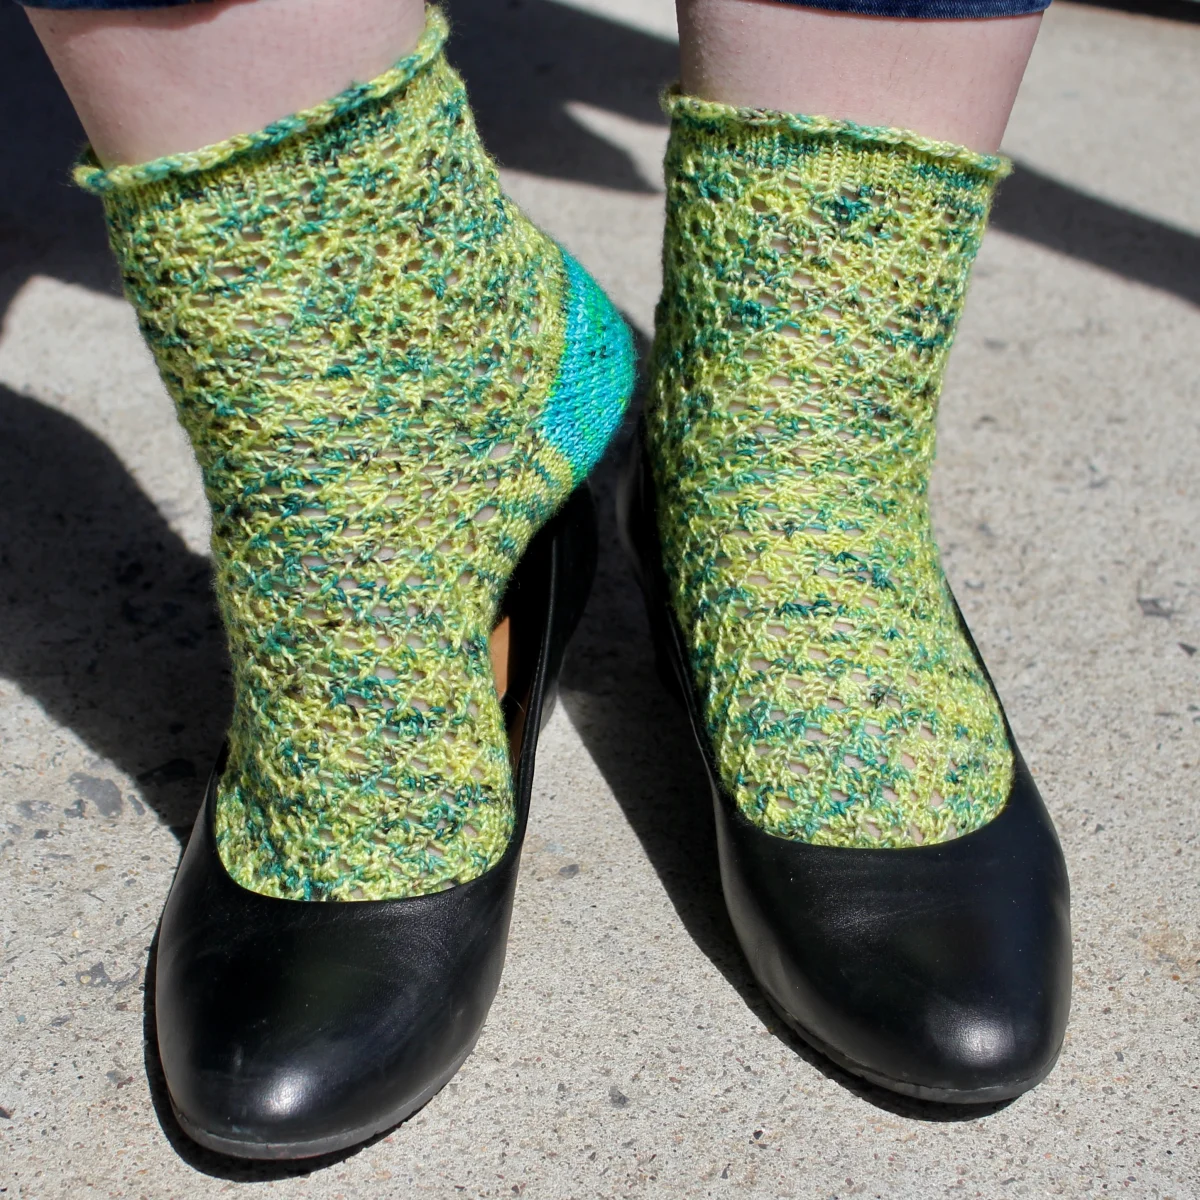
677, 0, 1041, 150
26, 0, 426, 166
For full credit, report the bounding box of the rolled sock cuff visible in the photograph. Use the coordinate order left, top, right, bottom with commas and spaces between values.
75, 5, 449, 195
664, 88, 1011, 186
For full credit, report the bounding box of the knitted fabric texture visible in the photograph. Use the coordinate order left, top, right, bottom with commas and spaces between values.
79, 8, 634, 900
646, 93, 1012, 848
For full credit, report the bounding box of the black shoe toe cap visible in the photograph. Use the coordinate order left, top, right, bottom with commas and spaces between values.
156, 778, 517, 1158
717, 753, 1072, 1102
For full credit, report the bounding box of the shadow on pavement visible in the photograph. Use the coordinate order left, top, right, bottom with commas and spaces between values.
0, 387, 229, 834
1066, 0, 1200, 22
992, 163, 1200, 309
445, 0, 673, 193
0, 7, 121, 321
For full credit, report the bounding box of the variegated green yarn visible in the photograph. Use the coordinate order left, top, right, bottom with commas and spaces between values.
647, 93, 1013, 848
78, 8, 633, 900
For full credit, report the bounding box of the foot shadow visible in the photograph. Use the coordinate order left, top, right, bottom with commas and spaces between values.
0, 386, 229, 834
0, 18, 222, 833
993, 161, 1200, 310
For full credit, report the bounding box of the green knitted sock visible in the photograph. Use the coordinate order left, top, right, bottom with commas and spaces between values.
78, 9, 633, 900
647, 93, 1013, 848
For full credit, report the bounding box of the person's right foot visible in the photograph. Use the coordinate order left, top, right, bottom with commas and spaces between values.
81, 7, 633, 901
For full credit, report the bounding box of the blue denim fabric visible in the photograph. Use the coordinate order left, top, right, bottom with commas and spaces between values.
16, 0, 207, 7
769, 0, 1050, 13
16, 0, 1051, 10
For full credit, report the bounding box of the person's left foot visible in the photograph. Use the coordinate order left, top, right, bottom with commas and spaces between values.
646, 93, 1014, 850
630, 94, 1071, 1104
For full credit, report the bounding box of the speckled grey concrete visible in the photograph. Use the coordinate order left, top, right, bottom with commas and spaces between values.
1, 2, 1198, 1196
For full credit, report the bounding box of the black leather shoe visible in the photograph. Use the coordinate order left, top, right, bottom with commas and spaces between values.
155, 485, 597, 1159
619, 442, 1071, 1103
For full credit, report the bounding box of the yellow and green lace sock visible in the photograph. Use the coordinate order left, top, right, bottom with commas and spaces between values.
78, 9, 633, 900
647, 93, 1013, 848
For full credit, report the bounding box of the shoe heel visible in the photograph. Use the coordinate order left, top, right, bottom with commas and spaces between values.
640, 578, 686, 705
551, 482, 599, 650
615, 431, 685, 706
651, 637, 684, 703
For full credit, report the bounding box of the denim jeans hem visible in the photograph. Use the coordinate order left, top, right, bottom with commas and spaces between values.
16, 0, 1051, 11
16, 0, 208, 8
768, 0, 1050, 15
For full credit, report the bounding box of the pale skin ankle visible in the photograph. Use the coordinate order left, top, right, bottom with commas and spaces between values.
25, 0, 427, 167
676, 0, 1042, 153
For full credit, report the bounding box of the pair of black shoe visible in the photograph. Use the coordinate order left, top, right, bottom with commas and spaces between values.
156, 453, 1071, 1160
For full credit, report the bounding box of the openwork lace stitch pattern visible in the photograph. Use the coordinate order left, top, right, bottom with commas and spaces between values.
646, 93, 1014, 848
79, 10, 633, 899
